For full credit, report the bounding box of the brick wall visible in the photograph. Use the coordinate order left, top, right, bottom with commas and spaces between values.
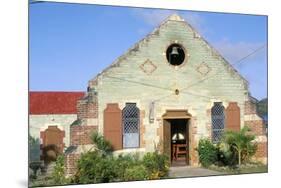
65, 91, 99, 176
244, 100, 267, 163
255, 142, 267, 158
245, 100, 258, 115
65, 153, 80, 177
70, 126, 98, 146
77, 98, 98, 120
245, 120, 266, 135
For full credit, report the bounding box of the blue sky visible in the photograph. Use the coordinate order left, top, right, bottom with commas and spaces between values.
29, 2, 267, 100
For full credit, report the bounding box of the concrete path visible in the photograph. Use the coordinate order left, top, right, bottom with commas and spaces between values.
169, 166, 224, 178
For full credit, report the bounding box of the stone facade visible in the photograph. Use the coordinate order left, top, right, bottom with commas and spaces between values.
29, 114, 78, 160
64, 14, 267, 175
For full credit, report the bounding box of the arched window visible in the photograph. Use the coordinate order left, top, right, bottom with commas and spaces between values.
122, 103, 140, 148
211, 102, 225, 143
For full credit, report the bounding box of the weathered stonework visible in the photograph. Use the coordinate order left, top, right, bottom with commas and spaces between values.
64, 14, 267, 175
244, 99, 267, 163
140, 110, 146, 148
65, 153, 80, 177
70, 125, 98, 146
189, 117, 199, 166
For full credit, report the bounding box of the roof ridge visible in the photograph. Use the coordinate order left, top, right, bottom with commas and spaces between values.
89, 13, 248, 89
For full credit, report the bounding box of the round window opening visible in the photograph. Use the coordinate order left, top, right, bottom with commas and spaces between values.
166, 43, 185, 66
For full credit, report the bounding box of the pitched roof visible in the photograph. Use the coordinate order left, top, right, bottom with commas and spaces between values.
89, 13, 248, 88
29, 91, 85, 115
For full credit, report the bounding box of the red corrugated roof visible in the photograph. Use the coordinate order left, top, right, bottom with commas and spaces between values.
29, 91, 85, 115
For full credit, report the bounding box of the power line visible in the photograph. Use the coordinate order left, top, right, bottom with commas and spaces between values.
152, 44, 266, 102
104, 75, 214, 99
103, 75, 174, 92
102, 44, 266, 103
179, 44, 266, 93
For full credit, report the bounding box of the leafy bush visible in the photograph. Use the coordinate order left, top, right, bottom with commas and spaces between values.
221, 126, 257, 166
124, 165, 148, 181
75, 133, 169, 183
142, 152, 169, 179
52, 155, 68, 185
75, 151, 169, 183
90, 131, 113, 155
76, 151, 117, 184
114, 154, 140, 181
217, 142, 238, 166
197, 138, 218, 167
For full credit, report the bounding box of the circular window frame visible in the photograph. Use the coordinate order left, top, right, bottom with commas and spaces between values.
164, 42, 188, 69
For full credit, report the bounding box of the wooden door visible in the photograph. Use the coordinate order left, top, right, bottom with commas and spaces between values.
185, 119, 189, 165
163, 119, 171, 163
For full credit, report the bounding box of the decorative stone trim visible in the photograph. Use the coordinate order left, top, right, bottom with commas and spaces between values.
196, 62, 211, 76
189, 117, 199, 166
139, 59, 157, 75
140, 110, 146, 148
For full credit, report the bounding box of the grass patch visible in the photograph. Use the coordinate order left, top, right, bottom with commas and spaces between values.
208, 163, 268, 175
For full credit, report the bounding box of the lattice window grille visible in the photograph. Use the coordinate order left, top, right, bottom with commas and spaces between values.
211, 102, 225, 143
122, 103, 140, 148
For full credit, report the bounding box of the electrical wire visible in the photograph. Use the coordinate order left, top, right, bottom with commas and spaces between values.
152, 44, 266, 102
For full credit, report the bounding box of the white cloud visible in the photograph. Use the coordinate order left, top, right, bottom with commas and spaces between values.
131, 9, 176, 26
131, 9, 207, 35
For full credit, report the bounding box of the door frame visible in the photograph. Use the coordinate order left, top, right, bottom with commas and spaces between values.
162, 110, 192, 165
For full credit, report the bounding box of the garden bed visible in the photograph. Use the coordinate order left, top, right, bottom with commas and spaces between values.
207, 163, 268, 175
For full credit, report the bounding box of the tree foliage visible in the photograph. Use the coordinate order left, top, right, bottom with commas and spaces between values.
221, 126, 257, 166
197, 138, 218, 167
90, 131, 113, 155
52, 155, 68, 184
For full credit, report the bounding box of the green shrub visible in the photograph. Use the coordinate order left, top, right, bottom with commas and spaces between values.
114, 154, 140, 181
221, 126, 257, 166
142, 152, 169, 179
75, 151, 169, 183
51, 155, 68, 185
91, 131, 113, 155
76, 151, 117, 184
124, 165, 148, 181
217, 142, 238, 166
197, 138, 218, 167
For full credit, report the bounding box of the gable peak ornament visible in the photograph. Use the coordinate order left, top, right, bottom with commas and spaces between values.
167, 14, 185, 21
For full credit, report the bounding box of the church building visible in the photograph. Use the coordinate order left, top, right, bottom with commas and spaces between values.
30, 14, 267, 176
